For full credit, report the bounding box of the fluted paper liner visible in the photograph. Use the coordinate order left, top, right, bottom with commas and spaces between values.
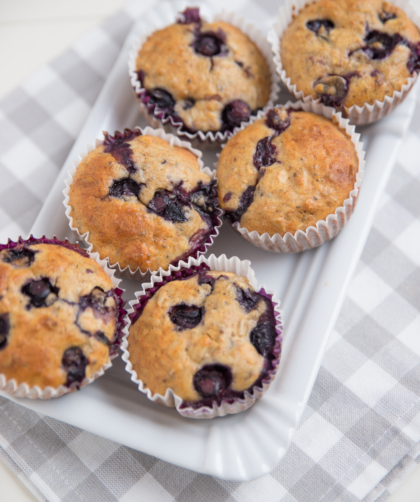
128, 8, 280, 146
217, 100, 365, 253
0, 236, 126, 400
63, 126, 222, 280
268, 0, 420, 125
121, 254, 282, 419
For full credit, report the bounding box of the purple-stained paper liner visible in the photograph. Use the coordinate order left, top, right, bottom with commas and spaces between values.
216, 100, 365, 253
0, 235, 126, 399
63, 126, 223, 280
121, 254, 283, 419
267, 0, 420, 125
128, 8, 280, 147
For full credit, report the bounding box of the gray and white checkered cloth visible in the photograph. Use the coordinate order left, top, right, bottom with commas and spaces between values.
1, 0, 420, 500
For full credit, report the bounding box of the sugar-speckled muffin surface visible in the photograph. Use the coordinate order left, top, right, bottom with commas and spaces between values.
0, 239, 123, 391
68, 129, 220, 272
128, 266, 279, 409
217, 107, 359, 236
134, 8, 271, 133
281, 0, 420, 108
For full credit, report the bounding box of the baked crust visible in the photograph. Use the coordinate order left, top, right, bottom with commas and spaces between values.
136, 17, 271, 132
281, 0, 420, 107
68, 132, 218, 272
0, 242, 118, 389
217, 107, 359, 236
128, 270, 276, 404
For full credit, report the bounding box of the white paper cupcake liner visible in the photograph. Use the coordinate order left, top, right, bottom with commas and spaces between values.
217, 100, 365, 253
0, 235, 126, 400
63, 126, 223, 280
121, 253, 282, 419
128, 7, 280, 146
267, 0, 420, 125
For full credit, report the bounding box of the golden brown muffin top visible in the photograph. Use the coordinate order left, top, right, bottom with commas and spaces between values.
128, 267, 278, 406
0, 241, 119, 390
135, 8, 271, 133
68, 130, 220, 273
217, 107, 359, 236
280, 0, 420, 108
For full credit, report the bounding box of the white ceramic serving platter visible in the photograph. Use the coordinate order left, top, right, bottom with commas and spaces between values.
0, 0, 416, 482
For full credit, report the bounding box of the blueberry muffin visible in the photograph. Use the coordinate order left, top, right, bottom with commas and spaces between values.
217, 106, 359, 237
133, 7, 271, 134
0, 237, 125, 393
67, 129, 221, 273
126, 264, 281, 414
280, 0, 420, 108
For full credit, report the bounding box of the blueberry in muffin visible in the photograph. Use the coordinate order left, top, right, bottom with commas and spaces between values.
133, 7, 271, 134
0, 237, 125, 393
66, 129, 221, 273
217, 106, 359, 238
280, 0, 420, 108
126, 264, 281, 414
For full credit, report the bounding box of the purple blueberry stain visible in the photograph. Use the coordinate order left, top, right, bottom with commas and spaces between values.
177, 7, 201, 25
75, 287, 121, 341
225, 107, 292, 224
349, 27, 420, 75
266, 108, 290, 133
191, 181, 218, 216
197, 269, 216, 288
223, 192, 232, 203
235, 285, 260, 313
79, 287, 113, 316
313, 74, 350, 106
144, 181, 219, 265
62, 347, 88, 388
254, 107, 291, 170
222, 100, 251, 130
379, 11, 397, 23
148, 188, 189, 223
193, 29, 228, 57
2, 247, 36, 267
22, 279, 59, 308
362, 30, 403, 60
103, 129, 141, 174
225, 185, 256, 224
136, 69, 146, 87
0, 313, 10, 350
306, 19, 335, 37
193, 364, 232, 398
95, 331, 110, 346
183, 98, 195, 110
250, 316, 277, 356
170, 304, 203, 330
258, 168, 266, 181
148, 181, 219, 226
145, 88, 176, 111
253, 137, 277, 170
109, 178, 142, 199
250, 295, 277, 357
407, 42, 420, 73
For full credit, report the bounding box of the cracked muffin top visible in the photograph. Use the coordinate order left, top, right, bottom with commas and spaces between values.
67, 129, 220, 273
217, 106, 359, 237
134, 7, 271, 134
127, 265, 279, 409
280, 0, 420, 108
0, 239, 124, 390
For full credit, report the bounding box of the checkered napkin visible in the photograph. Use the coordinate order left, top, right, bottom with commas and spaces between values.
1, 0, 420, 500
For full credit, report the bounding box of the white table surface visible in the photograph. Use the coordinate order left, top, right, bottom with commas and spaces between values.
0, 0, 419, 500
